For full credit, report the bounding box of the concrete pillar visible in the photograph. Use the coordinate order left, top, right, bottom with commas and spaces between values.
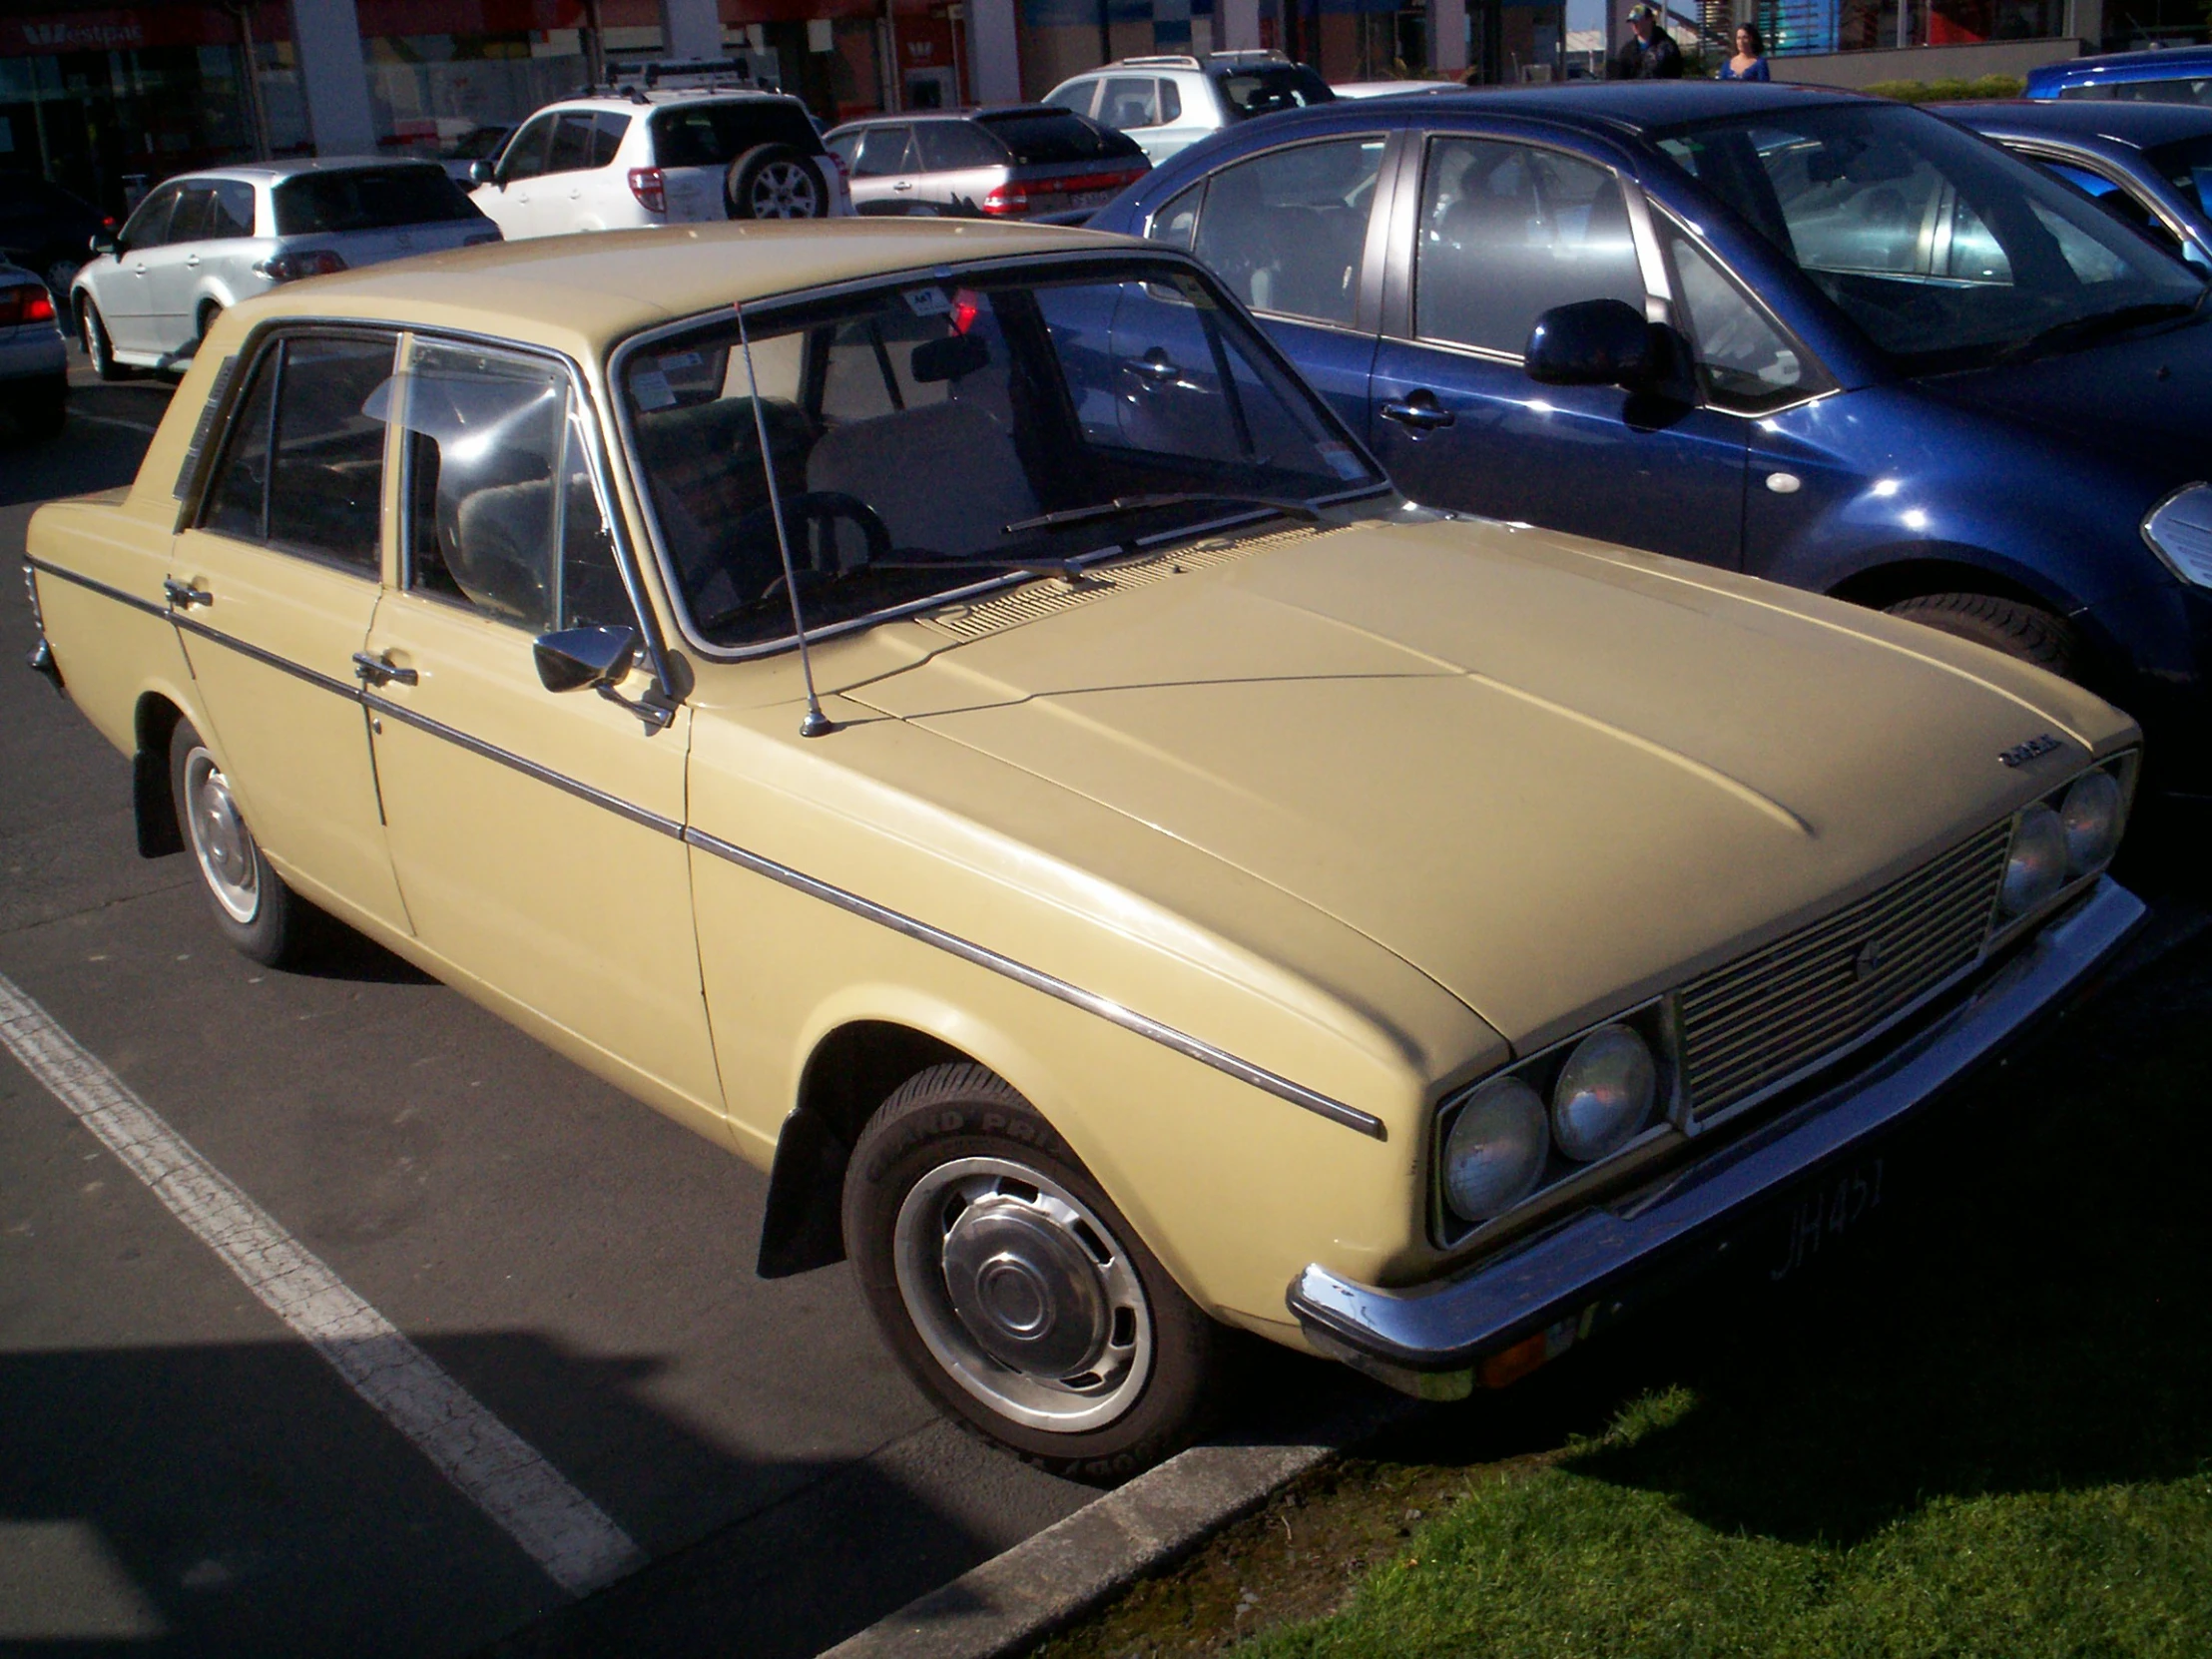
966, 0, 1023, 103
1430, 0, 1467, 74
1219, 0, 1263, 51
660, 0, 725, 61
288, 0, 377, 157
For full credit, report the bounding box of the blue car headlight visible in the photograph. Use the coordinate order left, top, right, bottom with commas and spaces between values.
2142, 482, 2212, 586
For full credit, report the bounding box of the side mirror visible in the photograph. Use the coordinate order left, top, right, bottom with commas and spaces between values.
534, 624, 638, 694
469, 159, 496, 188
90, 233, 117, 258
1524, 298, 1657, 388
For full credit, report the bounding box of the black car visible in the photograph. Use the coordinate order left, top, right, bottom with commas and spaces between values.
0, 173, 112, 301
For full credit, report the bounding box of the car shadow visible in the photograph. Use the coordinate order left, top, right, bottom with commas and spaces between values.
1359, 927, 2212, 1551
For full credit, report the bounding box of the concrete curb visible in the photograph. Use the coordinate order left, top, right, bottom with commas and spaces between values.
817, 1392, 1422, 1659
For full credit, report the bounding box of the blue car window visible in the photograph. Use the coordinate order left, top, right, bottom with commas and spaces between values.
1667, 232, 1814, 410
1182, 138, 1384, 325
1413, 137, 1646, 356
1147, 181, 1203, 251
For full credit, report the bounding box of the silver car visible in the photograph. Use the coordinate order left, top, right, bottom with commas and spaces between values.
824, 106, 1148, 220
70, 159, 499, 378
0, 258, 67, 443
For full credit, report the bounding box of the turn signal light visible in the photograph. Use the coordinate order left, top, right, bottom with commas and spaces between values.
628, 166, 667, 214
0, 282, 56, 325
254, 250, 348, 282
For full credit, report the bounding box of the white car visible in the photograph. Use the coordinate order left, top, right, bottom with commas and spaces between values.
468, 88, 851, 237
1042, 51, 1335, 165
69, 159, 498, 377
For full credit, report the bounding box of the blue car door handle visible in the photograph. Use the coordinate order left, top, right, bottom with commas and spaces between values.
1380, 394, 1455, 431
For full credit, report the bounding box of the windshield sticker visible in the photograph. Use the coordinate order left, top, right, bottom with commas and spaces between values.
630, 368, 677, 410
658, 349, 703, 372
904, 286, 952, 316
1317, 441, 1366, 481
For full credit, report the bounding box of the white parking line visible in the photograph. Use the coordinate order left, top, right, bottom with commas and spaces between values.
66, 411, 161, 435
0, 971, 647, 1597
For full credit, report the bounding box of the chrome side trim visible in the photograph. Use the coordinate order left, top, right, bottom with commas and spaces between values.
683, 826, 1388, 1141
26, 556, 175, 624
171, 609, 361, 700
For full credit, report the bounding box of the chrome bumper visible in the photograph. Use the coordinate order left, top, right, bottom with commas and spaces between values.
1289, 878, 2145, 1383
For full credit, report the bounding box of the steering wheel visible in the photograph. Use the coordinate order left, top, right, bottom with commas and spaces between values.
730, 490, 893, 602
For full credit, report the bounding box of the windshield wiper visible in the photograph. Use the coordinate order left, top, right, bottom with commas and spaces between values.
1002, 492, 1322, 537
863, 556, 1087, 581
1994, 297, 2205, 364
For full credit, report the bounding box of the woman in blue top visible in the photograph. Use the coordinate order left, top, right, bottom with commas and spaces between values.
1719, 23, 1771, 80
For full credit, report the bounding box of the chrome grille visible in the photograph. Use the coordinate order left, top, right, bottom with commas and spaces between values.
1678, 822, 2012, 1123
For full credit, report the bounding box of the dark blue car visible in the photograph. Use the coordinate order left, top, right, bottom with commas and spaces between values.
1937, 98, 2212, 270
2025, 44, 2212, 105
1089, 83, 2212, 797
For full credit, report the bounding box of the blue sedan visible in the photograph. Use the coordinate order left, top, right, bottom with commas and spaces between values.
1938, 98, 2212, 270
1089, 82, 2212, 797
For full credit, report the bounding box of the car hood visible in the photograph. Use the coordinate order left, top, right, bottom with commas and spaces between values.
843, 515, 2131, 1048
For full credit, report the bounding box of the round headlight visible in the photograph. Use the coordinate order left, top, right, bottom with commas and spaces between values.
1442, 1076, 1548, 1224
1551, 1025, 1657, 1162
1999, 804, 2066, 917
2059, 770, 2123, 874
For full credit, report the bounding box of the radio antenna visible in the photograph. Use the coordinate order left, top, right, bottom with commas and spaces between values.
738, 306, 833, 738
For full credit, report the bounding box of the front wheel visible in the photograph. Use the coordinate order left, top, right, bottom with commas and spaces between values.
843, 1063, 1226, 1482
81, 297, 127, 381
1885, 591, 2078, 679
170, 720, 307, 966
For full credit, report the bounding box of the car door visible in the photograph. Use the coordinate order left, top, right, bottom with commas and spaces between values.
1368, 130, 1747, 569
99, 182, 180, 352
356, 337, 721, 1111
145, 183, 214, 351
169, 327, 411, 931
476, 113, 556, 239
1146, 132, 1394, 432
847, 125, 919, 214
540, 112, 601, 232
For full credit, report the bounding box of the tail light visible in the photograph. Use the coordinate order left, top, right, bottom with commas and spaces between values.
981, 183, 1029, 218
628, 167, 667, 214
0, 282, 56, 325
253, 250, 348, 282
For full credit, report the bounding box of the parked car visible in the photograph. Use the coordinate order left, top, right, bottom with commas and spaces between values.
2026, 43, 2212, 104
469, 88, 850, 236
0, 257, 66, 442
824, 106, 1147, 218
1043, 50, 1335, 165
1333, 80, 1451, 99
1091, 82, 2212, 797
1937, 98, 2212, 269
0, 173, 111, 303
69, 160, 498, 379
25, 220, 2143, 1473
435, 123, 515, 186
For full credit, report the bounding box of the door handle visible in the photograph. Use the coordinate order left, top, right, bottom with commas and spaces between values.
1129, 350, 1180, 384
163, 578, 212, 609
1379, 395, 1455, 431
352, 651, 418, 688
891, 180, 914, 191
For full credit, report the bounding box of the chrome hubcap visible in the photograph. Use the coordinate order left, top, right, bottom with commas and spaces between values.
183, 748, 260, 923
894, 1156, 1152, 1432
752, 162, 819, 219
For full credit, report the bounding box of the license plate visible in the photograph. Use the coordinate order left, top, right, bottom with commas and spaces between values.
1068, 189, 1114, 209
1768, 1155, 1886, 1283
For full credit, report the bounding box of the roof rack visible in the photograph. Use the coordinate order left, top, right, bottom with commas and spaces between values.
1207, 48, 1295, 63
584, 58, 781, 95
1116, 54, 1204, 69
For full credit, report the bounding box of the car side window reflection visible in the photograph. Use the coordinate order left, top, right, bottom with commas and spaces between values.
1180, 139, 1384, 325
1413, 137, 1647, 355
1666, 233, 1813, 410
399, 342, 633, 636
500, 115, 556, 184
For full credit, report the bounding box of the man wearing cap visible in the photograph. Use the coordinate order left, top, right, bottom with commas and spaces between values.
1612, 3, 1684, 77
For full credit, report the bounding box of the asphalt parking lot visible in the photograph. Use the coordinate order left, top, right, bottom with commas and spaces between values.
0, 361, 1116, 1656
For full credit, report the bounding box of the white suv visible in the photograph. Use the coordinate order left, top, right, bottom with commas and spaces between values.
1041, 51, 1335, 166
469, 82, 850, 239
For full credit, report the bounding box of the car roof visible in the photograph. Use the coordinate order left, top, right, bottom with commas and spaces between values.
2030, 44, 2212, 86
1936, 97, 2212, 148
157, 157, 449, 187
1370, 80, 1869, 134
827, 104, 1075, 132
541, 90, 797, 116
226, 219, 1119, 358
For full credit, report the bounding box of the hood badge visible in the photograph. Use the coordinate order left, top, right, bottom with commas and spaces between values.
1853, 938, 1887, 982
1998, 733, 2063, 770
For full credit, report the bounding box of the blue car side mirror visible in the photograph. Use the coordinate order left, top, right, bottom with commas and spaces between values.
1524, 299, 1660, 389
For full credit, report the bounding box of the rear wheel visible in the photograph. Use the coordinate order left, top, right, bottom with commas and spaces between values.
1885, 591, 2078, 679
726, 145, 829, 220
843, 1063, 1227, 1482
195, 300, 222, 345
81, 298, 127, 381
170, 720, 307, 967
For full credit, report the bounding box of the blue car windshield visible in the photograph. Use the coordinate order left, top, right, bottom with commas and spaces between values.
1655, 103, 2207, 372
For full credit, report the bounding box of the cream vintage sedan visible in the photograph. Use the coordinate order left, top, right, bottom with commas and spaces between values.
25, 221, 2146, 1477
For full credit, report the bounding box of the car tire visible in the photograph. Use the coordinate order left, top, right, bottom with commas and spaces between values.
169, 720, 308, 967
1885, 592, 2077, 679
195, 300, 222, 344
81, 298, 127, 382
725, 145, 829, 220
843, 1062, 1227, 1483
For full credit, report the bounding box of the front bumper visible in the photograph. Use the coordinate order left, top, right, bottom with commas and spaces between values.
1288, 877, 2145, 1388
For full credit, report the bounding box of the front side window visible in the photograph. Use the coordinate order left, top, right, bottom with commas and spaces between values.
1667, 232, 1818, 409
166, 187, 214, 245
208, 181, 257, 238
1656, 103, 2207, 371
1172, 138, 1385, 325
201, 333, 395, 576
398, 342, 631, 634
853, 126, 916, 177
118, 184, 181, 253
500, 115, 557, 183
1414, 138, 1647, 355
618, 259, 1384, 652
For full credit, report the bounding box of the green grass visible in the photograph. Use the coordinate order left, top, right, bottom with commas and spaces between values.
1230, 938, 2212, 1658
1860, 73, 2026, 102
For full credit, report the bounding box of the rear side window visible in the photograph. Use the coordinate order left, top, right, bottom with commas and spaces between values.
166, 187, 214, 245
208, 181, 257, 238
975, 111, 1140, 165
1183, 138, 1385, 325
274, 167, 480, 235
203, 333, 395, 575
1099, 78, 1168, 131
1215, 65, 1333, 118
649, 101, 824, 168
916, 122, 1007, 171
549, 112, 628, 172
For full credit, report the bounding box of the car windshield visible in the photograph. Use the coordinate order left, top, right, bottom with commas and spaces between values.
1655, 103, 2207, 372
274, 167, 481, 234
618, 257, 1386, 653
1214, 64, 1334, 118
2146, 133, 2212, 215
976, 110, 1141, 166
650, 101, 823, 167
